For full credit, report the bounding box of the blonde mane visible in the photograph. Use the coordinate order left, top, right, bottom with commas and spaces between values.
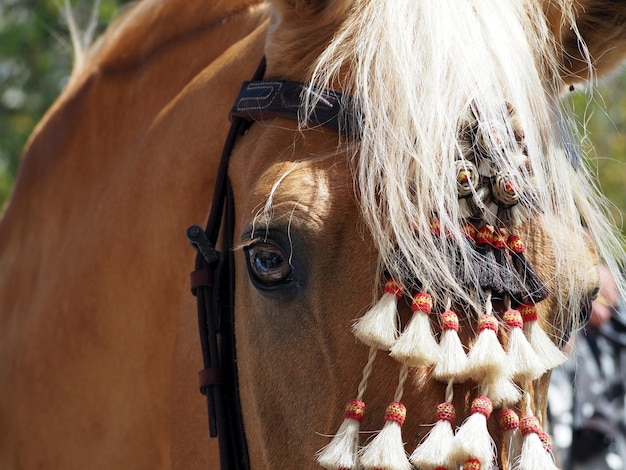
302, 0, 625, 317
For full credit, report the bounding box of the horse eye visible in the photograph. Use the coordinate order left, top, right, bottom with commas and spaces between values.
244, 242, 292, 286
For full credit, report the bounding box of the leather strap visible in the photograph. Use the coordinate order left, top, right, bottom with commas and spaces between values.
199, 368, 224, 391
231, 79, 357, 136
188, 57, 355, 470
190, 269, 212, 294
187, 59, 268, 470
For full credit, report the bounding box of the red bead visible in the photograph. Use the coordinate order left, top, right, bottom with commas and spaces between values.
492, 230, 507, 249
462, 222, 477, 240
507, 234, 525, 254
538, 431, 553, 452
383, 279, 403, 299
470, 396, 493, 418
499, 409, 520, 432
436, 402, 456, 423
411, 292, 433, 314
476, 226, 494, 246
518, 303, 538, 323
384, 402, 406, 426
463, 458, 482, 469
477, 315, 498, 333
344, 399, 366, 422
520, 416, 540, 436
440, 310, 459, 331
503, 309, 524, 329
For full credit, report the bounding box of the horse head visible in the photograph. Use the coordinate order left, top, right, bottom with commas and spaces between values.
225, 1, 626, 468
1, 1, 625, 469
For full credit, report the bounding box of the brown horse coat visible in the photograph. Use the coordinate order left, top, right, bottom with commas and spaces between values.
1, 1, 625, 469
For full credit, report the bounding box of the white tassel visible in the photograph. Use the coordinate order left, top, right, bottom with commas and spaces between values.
353, 279, 403, 350
517, 416, 560, 470
390, 292, 441, 367
484, 375, 522, 408
317, 400, 366, 470
359, 402, 412, 470
409, 401, 456, 469
502, 308, 547, 381
499, 409, 523, 469
465, 314, 511, 382
518, 303, 566, 370
450, 396, 496, 468
434, 310, 468, 382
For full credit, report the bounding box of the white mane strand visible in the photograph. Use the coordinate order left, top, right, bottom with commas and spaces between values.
303, 0, 625, 314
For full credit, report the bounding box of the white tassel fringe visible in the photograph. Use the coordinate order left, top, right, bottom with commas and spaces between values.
519, 303, 566, 370
434, 310, 468, 381
353, 279, 403, 350
359, 402, 411, 470
409, 402, 456, 469
317, 400, 366, 470
503, 308, 547, 381
518, 416, 560, 470
466, 314, 511, 381
451, 396, 495, 468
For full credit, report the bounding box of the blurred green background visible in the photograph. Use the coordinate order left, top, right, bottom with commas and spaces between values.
0, 0, 133, 207
571, 75, 626, 237
0, 0, 625, 236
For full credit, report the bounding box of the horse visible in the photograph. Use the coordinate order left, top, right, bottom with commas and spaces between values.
1, 0, 625, 468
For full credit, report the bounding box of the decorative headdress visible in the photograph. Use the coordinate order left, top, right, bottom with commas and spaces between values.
317, 103, 566, 470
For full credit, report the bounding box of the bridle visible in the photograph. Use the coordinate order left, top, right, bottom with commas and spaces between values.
186, 58, 352, 470
184, 57, 584, 470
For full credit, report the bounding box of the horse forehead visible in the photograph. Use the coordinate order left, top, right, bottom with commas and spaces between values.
230, 123, 353, 229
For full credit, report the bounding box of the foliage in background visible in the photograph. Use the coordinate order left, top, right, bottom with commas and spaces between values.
0, 0, 132, 208
570, 76, 626, 236
0, 1, 625, 235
